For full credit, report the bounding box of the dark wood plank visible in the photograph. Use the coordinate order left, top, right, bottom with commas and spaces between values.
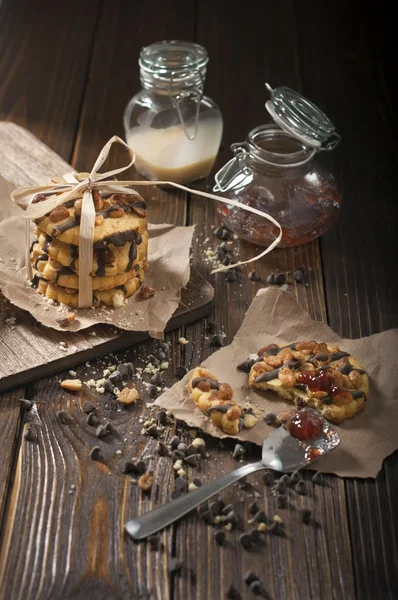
0, 390, 23, 527
171, 1, 354, 599
294, 2, 398, 598
0, 0, 101, 161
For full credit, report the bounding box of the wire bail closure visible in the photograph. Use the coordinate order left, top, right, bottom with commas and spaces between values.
170, 68, 204, 141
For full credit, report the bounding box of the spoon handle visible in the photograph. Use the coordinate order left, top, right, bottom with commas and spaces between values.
125, 460, 265, 540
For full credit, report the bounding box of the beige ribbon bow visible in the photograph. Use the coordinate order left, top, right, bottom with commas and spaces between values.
11, 135, 282, 308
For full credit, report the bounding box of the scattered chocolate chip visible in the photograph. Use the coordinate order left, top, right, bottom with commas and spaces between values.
177, 443, 187, 454
239, 532, 252, 550
295, 480, 308, 495
156, 350, 167, 362
267, 273, 277, 284
249, 528, 261, 543
147, 354, 160, 367
185, 444, 197, 456
160, 342, 169, 353
221, 503, 234, 515
248, 270, 260, 281
173, 450, 186, 460
275, 480, 286, 493
296, 264, 306, 275
249, 580, 266, 596
19, 399, 33, 411
223, 511, 238, 526
290, 470, 301, 484
249, 501, 259, 515
170, 436, 181, 450
23, 427, 34, 441
225, 269, 237, 283
89, 446, 101, 461
233, 444, 246, 460
168, 557, 183, 573
293, 269, 304, 282
214, 530, 226, 545
95, 424, 108, 438
156, 410, 167, 425
157, 442, 169, 457
172, 477, 188, 498
117, 363, 128, 377
109, 371, 122, 385
184, 454, 198, 467
148, 534, 160, 550
146, 424, 160, 437
126, 362, 135, 374
104, 422, 112, 434
209, 501, 222, 517
218, 241, 228, 253
150, 372, 163, 386
56, 410, 69, 424
243, 571, 259, 585
225, 584, 241, 600
263, 471, 274, 486
312, 472, 323, 484
214, 226, 229, 240
201, 510, 211, 524
86, 413, 99, 427
264, 412, 277, 425
301, 508, 312, 524
222, 255, 232, 266
206, 320, 219, 333
148, 384, 158, 399
211, 333, 226, 347
134, 459, 146, 474
277, 494, 288, 509
269, 522, 283, 536
176, 366, 188, 380
192, 477, 202, 487
280, 474, 291, 487
104, 379, 114, 393
276, 273, 286, 285
254, 510, 267, 523
83, 401, 95, 414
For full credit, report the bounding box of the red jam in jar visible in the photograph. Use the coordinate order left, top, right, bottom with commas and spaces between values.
285, 410, 323, 441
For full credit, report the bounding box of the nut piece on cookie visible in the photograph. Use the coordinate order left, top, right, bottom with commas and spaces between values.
49, 205, 70, 222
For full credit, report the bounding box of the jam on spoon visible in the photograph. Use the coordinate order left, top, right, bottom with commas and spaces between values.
284, 409, 324, 441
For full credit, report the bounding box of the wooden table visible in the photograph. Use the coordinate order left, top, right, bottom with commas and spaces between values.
0, 1, 397, 599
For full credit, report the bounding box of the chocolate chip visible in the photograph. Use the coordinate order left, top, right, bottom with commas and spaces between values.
249, 501, 259, 515
156, 410, 167, 425
148, 384, 158, 399
239, 533, 252, 550
223, 511, 238, 525
301, 508, 312, 524
56, 410, 69, 424
225, 269, 237, 283
170, 436, 181, 449
263, 471, 274, 486
269, 522, 283, 536
173, 477, 188, 497
109, 371, 121, 385
192, 477, 202, 487
148, 534, 160, 550
176, 366, 188, 380
168, 557, 183, 573
295, 480, 308, 495
225, 584, 241, 600
222, 255, 232, 266
123, 461, 136, 474
293, 269, 304, 282
19, 399, 33, 411
214, 530, 226, 545
249, 528, 261, 543
157, 442, 169, 456
211, 333, 226, 347
264, 412, 277, 425
214, 226, 229, 240
156, 350, 167, 362
160, 342, 169, 353
23, 427, 34, 441
184, 454, 198, 467
177, 443, 187, 454
280, 474, 291, 487
95, 424, 108, 438
146, 424, 160, 437
221, 503, 234, 515
173, 450, 186, 460
243, 571, 259, 585
89, 446, 101, 461
296, 264, 306, 275
254, 510, 267, 523
290, 470, 301, 483
86, 413, 99, 427
312, 472, 323, 484
275, 480, 286, 493
267, 273, 277, 284
104, 379, 114, 393
104, 421, 112, 434
117, 363, 128, 377
126, 362, 134, 374
219, 241, 228, 253
206, 320, 219, 333
83, 401, 95, 414
135, 460, 146, 474
209, 501, 222, 516
277, 494, 288, 509
249, 580, 265, 596
147, 354, 160, 367
276, 273, 286, 285
150, 372, 163, 386
185, 444, 197, 456
233, 444, 246, 460
201, 510, 211, 524
248, 270, 260, 281
237, 359, 255, 373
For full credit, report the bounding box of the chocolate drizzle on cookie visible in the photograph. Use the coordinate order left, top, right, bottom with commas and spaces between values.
33, 253, 48, 269
191, 377, 220, 390
54, 266, 74, 284
254, 359, 300, 383
206, 404, 235, 415
29, 238, 38, 253
126, 242, 137, 271
93, 230, 139, 249
43, 234, 52, 253
31, 273, 47, 287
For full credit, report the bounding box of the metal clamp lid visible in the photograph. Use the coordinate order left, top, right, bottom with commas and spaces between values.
265, 83, 341, 151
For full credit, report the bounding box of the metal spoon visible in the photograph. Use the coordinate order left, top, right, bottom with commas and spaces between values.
125, 408, 340, 540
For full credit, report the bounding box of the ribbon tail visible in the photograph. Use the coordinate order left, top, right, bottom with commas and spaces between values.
25, 220, 33, 281
78, 190, 95, 307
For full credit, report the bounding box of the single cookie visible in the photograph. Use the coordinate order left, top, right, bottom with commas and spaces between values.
245, 341, 368, 424
33, 180, 147, 246
187, 367, 259, 435
31, 245, 147, 291
34, 229, 148, 276
31, 262, 146, 308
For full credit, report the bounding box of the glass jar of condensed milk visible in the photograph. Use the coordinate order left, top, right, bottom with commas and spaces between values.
214, 84, 342, 247
123, 40, 223, 185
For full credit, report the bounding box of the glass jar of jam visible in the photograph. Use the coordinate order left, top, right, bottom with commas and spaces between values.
213, 84, 341, 247
123, 40, 223, 185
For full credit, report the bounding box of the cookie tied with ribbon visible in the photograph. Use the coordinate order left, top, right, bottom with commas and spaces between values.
12, 136, 283, 309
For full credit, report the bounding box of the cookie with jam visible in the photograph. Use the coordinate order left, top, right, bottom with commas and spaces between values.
240, 341, 368, 424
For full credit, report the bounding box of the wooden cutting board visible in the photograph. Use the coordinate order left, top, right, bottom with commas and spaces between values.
0, 122, 214, 393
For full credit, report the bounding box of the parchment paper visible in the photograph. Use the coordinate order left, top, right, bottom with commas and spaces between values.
155, 287, 398, 478
0, 199, 194, 337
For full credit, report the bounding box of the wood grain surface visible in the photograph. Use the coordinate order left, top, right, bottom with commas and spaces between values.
0, 1, 397, 599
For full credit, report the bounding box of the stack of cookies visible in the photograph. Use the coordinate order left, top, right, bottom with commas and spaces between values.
29, 173, 148, 308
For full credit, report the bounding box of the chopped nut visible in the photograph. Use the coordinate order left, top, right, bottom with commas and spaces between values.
56, 312, 76, 327
276, 407, 297, 424
61, 379, 82, 391
95, 214, 104, 227
138, 473, 154, 491
119, 387, 140, 405
49, 205, 70, 222
92, 190, 104, 211
139, 284, 156, 299
109, 207, 124, 218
